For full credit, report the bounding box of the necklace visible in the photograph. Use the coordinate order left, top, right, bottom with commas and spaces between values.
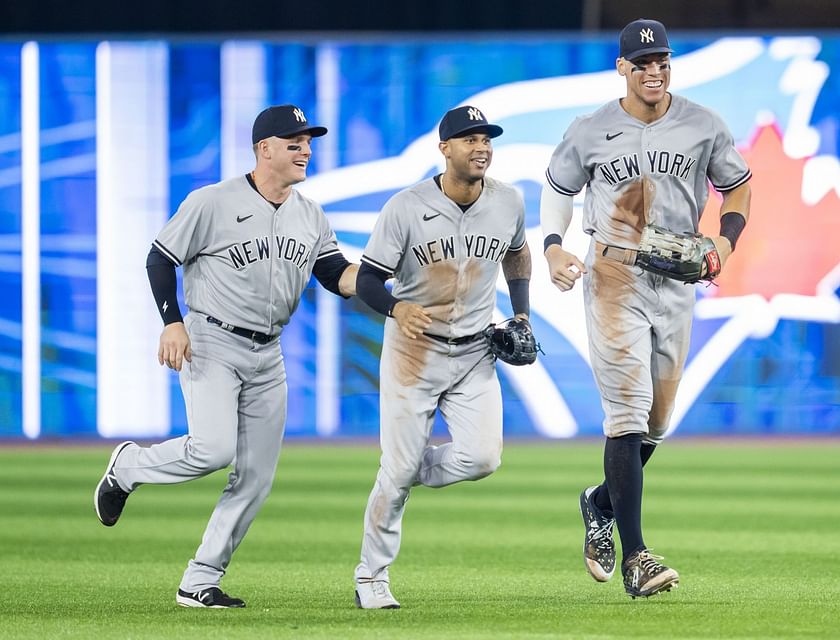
441, 173, 481, 205
251, 171, 289, 207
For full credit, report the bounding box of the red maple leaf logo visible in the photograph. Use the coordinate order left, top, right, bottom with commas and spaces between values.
699, 125, 840, 299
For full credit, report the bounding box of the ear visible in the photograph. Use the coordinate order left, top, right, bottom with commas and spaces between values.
616, 58, 626, 77
438, 140, 449, 158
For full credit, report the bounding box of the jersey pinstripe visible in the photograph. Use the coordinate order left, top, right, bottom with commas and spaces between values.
154, 175, 341, 334
361, 176, 526, 337
546, 94, 751, 247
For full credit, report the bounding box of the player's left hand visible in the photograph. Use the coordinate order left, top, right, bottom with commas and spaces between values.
710, 236, 733, 272
391, 301, 433, 339
158, 322, 192, 371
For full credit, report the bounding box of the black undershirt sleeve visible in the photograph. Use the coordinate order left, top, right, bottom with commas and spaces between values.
357, 262, 400, 317
146, 245, 184, 325
313, 253, 352, 297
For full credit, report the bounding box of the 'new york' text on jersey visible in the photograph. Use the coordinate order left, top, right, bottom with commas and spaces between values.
545, 94, 751, 247
361, 176, 526, 338
153, 176, 341, 334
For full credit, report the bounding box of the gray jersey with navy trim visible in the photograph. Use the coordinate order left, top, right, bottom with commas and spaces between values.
361, 176, 526, 337
546, 94, 751, 247
154, 175, 340, 334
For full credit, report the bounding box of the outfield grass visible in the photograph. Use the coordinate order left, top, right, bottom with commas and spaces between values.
1, 440, 838, 639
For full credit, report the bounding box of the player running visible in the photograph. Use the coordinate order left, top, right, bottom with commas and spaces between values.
353, 106, 533, 608
541, 19, 751, 598
94, 104, 358, 608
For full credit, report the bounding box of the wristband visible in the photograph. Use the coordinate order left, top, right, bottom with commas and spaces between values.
719, 212, 746, 251
507, 278, 530, 317
543, 233, 563, 253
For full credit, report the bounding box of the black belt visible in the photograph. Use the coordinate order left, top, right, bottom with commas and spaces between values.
206, 316, 276, 345
424, 330, 486, 346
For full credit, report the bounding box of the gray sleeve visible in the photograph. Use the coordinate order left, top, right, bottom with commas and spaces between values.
153, 189, 213, 266
316, 210, 342, 260
509, 190, 527, 252
707, 112, 751, 192
360, 195, 405, 274
545, 117, 590, 196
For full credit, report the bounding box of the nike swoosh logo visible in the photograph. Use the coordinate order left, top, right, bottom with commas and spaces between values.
423, 213, 441, 221
236, 215, 254, 223
605, 132, 623, 141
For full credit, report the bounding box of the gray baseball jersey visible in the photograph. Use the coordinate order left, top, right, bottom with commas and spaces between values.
360, 176, 526, 337
545, 94, 750, 443
114, 175, 343, 593
546, 94, 751, 247
355, 175, 526, 581
153, 175, 341, 334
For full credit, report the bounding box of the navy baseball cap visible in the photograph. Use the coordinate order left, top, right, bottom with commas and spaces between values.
251, 104, 327, 144
439, 105, 503, 141
619, 19, 673, 61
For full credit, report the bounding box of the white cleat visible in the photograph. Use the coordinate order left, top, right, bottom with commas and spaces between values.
355, 578, 400, 609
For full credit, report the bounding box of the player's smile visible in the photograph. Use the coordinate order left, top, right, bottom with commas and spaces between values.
621, 62, 670, 113
445, 134, 493, 172
465, 154, 491, 179
279, 135, 313, 184
630, 56, 670, 100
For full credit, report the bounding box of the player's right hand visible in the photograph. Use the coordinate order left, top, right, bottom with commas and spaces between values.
544, 245, 587, 292
158, 322, 192, 371
391, 301, 433, 339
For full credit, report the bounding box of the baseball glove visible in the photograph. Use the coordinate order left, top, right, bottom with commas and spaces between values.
483, 318, 541, 366
635, 224, 721, 283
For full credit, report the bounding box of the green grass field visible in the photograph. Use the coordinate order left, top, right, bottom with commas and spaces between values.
1, 440, 838, 639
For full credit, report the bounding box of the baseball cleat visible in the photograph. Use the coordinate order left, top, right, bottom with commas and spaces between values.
176, 587, 245, 608
94, 441, 135, 526
622, 549, 679, 598
355, 578, 400, 609
579, 485, 616, 581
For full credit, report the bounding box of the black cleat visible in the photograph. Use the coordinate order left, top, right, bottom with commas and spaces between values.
622, 549, 680, 598
579, 486, 616, 581
94, 441, 135, 526
176, 587, 246, 608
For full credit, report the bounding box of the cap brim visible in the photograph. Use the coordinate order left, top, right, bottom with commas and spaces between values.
446, 124, 504, 140
625, 46, 673, 62
255, 124, 328, 143
281, 124, 328, 138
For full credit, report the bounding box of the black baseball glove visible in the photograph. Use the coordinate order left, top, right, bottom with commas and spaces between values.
483, 318, 541, 366
635, 223, 722, 284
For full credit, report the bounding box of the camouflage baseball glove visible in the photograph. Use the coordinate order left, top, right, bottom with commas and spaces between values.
483, 318, 541, 366
636, 223, 722, 284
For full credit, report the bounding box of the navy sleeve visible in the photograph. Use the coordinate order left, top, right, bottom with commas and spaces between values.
507, 278, 530, 317
357, 262, 400, 317
312, 252, 352, 297
146, 245, 184, 325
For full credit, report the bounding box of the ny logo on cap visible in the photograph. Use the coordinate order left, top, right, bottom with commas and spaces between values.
640, 27, 654, 44
467, 107, 484, 122
293, 108, 306, 123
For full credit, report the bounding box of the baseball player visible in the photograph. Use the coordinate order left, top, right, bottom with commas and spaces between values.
541, 19, 751, 598
353, 105, 532, 609
94, 104, 358, 608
